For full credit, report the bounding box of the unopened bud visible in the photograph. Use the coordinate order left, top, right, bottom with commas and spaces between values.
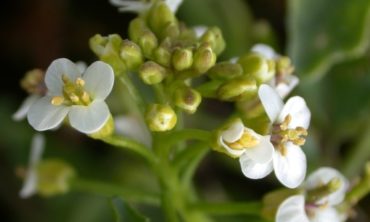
37, 159, 75, 197
200, 27, 225, 56
146, 104, 177, 132
148, 2, 177, 38
238, 53, 275, 83
120, 40, 143, 71
160, 22, 180, 40
174, 87, 202, 114
276, 56, 294, 76
20, 69, 45, 95
207, 62, 243, 80
153, 38, 172, 67
172, 48, 193, 71
129, 18, 158, 57
193, 43, 217, 74
89, 115, 114, 139
139, 61, 167, 85
218, 77, 257, 101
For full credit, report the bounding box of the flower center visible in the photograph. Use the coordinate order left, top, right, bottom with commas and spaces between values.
226, 129, 260, 150
51, 75, 92, 106
270, 114, 308, 155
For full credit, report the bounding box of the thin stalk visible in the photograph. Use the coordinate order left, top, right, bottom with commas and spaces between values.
118, 75, 146, 114
189, 201, 263, 216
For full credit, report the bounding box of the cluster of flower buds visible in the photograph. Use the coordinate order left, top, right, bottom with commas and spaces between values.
90, 1, 225, 132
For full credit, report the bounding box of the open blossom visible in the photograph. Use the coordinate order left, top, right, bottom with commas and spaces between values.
258, 84, 310, 188
220, 119, 274, 179
27, 58, 114, 134
251, 43, 299, 98
110, 0, 183, 13
276, 167, 349, 222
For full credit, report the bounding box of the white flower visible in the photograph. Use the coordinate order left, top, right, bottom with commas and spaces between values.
27, 58, 114, 134
258, 84, 310, 188
251, 43, 299, 98
276, 167, 349, 222
220, 120, 274, 179
19, 133, 45, 198
115, 115, 152, 147
13, 95, 41, 121
110, 0, 183, 13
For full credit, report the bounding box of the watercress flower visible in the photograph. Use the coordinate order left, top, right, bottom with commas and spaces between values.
27, 58, 114, 134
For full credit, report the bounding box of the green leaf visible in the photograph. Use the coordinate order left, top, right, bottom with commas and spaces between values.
110, 197, 149, 222
288, 0, 370, 80
178, 0, 253, 58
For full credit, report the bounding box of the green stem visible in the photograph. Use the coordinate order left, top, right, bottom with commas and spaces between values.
342, 123, 370, 177
71, 178, 160, 205
189, 201, 262, 216
101, 135, 157, 165
345, 162, 370, 205
118, 75, 146, 114
152, 83, 167, 104
167, 129, 211, 147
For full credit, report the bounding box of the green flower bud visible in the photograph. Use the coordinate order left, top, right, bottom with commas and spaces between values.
200, 27, 226, 56
172, 48, 193, 71
139, 61, 167, 84
153, 38, 172, 67
89, 115, 114, 139
160, 22, 180, 40
207, 62, 243, 80
20, 69, 45, 95
89, 34, 126, 75
148, 2, 177, 38
193, 43, 217, 74
129, 18, 158, 57
37, 159, 75, 197
276, 56, 294, 76
238, 53, 275, 84
120, 40, 143, 71
174, 87, 202, 114
146, 104, 177, 132
218, 77, 257, 101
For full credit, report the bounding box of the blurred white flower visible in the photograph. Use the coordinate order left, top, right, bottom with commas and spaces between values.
220, 120, 274, 179
27, 58, 114, 134
258, 84, 310, 188
19, 133, 45, 198
276, 167, 349, 222
110, 0, 183, 13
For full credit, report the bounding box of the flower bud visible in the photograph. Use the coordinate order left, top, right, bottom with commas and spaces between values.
129, 18, 158, 57
89, 34, 126, 75
89, 115, 114, 139
218, 77, 257, 101
238, 53, 275, 84
174, 87, 202, 114
193, 43, 217, 74
172, 48, 193, 71
207, 62, 243, 80
200, 27, 225, 56
276, 56, 294, 76
148, 2, 177, 38
20, 69, 46, 95
146, 104, 177, 131
139, 61, 167, 85
37, 159, 75, 197
153, 38, 172, 67
120, 40, 143, 71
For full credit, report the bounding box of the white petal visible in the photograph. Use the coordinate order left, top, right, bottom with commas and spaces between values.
68, 101, 110, 134
76, 61, 87, 73
27, 96, 69, 131
278, 96, 311, 129
29, 133, 45, 166
275, 75, 299, 98
45, 58, 82, 96
19, 169, 37, 198
310, 207, 342, 222
83, 61, 114, 100
273, 143, 307, 188
251, 44, 277, 59
221, 121, 245, 143
165, 0, 183, 12
239, 154, 273, 179
243, 135, 274, 164
276, 195, 310, 222
193, 26, 207, 38
115, 115, 152, 147
258, 84, 284, 123
305, 167, 349, 206
13, 95, 41, 121
110, 0, 151, 13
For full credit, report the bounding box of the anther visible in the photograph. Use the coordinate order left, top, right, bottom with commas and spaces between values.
51, 96, 65, 106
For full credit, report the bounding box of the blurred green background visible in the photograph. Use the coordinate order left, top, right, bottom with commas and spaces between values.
1, 0, 370, 221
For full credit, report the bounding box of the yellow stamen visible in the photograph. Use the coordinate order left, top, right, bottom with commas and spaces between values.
69, 93, 80, 103
81, 91, 91, 104
226, 130, 260, 150
75, 78, 85, 87
51, 96, 65, 106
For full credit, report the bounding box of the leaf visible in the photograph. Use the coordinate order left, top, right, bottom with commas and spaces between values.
287, 0, 370, 80
110, 197, 150, 222
178, 0, 253, 58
